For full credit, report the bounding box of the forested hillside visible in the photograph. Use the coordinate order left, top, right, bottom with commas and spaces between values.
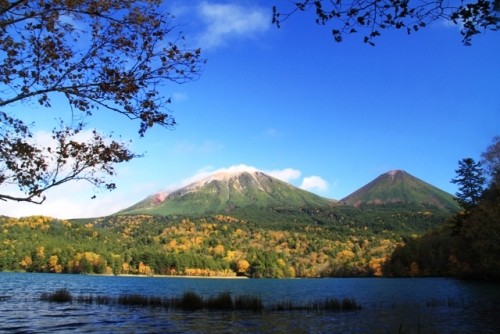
0, 204, 450, 278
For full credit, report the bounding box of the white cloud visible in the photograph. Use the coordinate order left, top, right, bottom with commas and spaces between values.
0, 129, 139, 219
440, 17, 463, 30
267, 168, 301, 183
178, 164, 257, 186
1, 177, 162, 219
171, 92, 188, 103
164, 164, 302, 190
1, 181, 110, 219
197, 1, 270, 49
300, 176, 328, 192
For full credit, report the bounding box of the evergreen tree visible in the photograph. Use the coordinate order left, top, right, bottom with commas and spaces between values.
451, 158, 485, 210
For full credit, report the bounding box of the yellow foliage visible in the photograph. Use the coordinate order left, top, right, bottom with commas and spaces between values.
48, 255, 62, 273
194, 236, 203, 245
369, 257, 385, 276
138, 262, 153, 276
213, 244, 225, 256
236, 259, 250, 274
224, 250, 236, 262
36, 246, 45, 259
122, 262, 130, 274
276, 258, 286, 267
184, 267, 237, 277
82, 252, 100, 265
213, 215, 240, 223
287, 266, 296, 278
336, 250, 355, 260
233, 228, 246, 237
20, 256, 32, 269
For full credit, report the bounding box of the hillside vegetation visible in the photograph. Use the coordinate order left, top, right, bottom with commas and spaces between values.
0, 203, 451, 278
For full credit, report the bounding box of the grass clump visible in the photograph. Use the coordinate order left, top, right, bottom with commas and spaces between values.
340, 297, 362, 311
148, 296, 164, 308
95, 295, 112, 305
206, 292, 234, 310
118, 294, 149, 307
177, 291, 204, 311
40, 288, 73, 303
235, 294, 263, 311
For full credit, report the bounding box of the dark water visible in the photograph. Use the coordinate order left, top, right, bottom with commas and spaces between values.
0, 273, 499, 333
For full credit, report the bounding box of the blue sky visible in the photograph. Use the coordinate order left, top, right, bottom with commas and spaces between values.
2, 0, 499, 219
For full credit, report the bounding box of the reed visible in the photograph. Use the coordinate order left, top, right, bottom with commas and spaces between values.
234, 294, 263, 311
39, 289, 361, 313
177, 291, 204, 311
148, 296, 164, 308
340, 297, 362, 311
95, 295, 112, 305
206, 291, 233, 310
76, 295, 94, 304
271, 297, 361, 312
117, 294, 149, 307
40, 288, 73, 303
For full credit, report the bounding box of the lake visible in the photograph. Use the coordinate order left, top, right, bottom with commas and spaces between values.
0, 273, 499, 333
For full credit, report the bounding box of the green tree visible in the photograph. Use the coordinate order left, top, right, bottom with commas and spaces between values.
272, 0, 499, 45
0, 0, 203, 204
451, 158, 485, 210
481, 136, 500, 188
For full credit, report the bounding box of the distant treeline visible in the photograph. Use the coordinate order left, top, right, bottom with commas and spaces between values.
0, 213, 400, 278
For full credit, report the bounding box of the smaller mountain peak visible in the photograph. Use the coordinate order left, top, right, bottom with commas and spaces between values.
341, 170, 458, 212
387, 170, 405, 175
385, 170, 406, 181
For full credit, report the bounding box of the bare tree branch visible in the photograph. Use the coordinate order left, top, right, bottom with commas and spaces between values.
0, 0, 204, 204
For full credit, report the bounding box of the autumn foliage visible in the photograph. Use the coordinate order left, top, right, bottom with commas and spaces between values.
0, 214, 397, 278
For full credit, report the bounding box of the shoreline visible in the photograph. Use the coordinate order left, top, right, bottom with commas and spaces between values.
115, 273, 249, 279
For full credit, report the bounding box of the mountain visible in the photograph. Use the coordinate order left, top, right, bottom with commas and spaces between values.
341, 170, 458, 212
119, 170, 335, 216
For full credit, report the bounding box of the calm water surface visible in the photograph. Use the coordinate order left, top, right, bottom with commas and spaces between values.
0, 273, 499, 333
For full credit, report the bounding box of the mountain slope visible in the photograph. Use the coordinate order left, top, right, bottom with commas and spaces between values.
341, 170, 458, 212
119, 171, 335, 216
